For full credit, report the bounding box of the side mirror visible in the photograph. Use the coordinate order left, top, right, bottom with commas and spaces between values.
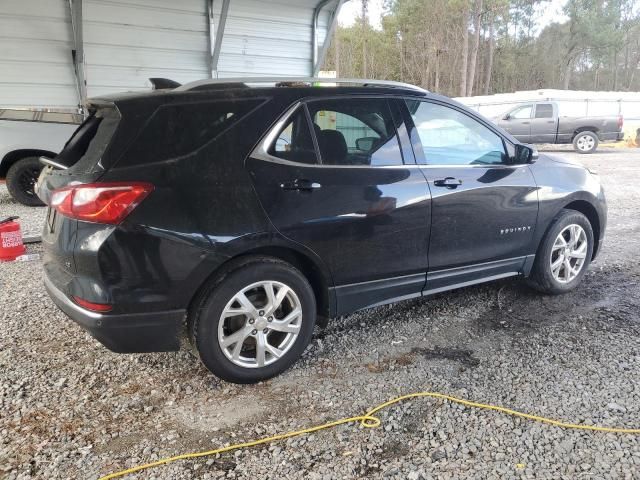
502, 113, 511, 120
513, 144, 537, 164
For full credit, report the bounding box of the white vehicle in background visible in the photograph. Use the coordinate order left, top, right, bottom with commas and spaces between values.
0, 110, 79, 205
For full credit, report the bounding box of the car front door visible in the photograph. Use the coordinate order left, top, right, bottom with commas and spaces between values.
247, 96, 431, 315
529, 103, 557, 143
499, 104, 533, 142
403, 99, 539, 292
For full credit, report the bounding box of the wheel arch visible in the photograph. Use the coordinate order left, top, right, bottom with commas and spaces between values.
187, 244, 334, 330
0, 149, 55, 178
563, 200, 601, 259
572, 127, 599, 140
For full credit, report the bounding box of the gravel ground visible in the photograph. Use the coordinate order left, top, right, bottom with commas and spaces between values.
1, 149, 640, 479
0, 183, 46, 238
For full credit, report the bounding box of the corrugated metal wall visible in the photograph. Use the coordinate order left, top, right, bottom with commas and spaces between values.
0, 0, 79, 109
1, 0, 339, 108
211, 0, 333, 78
83, 0, 210, 97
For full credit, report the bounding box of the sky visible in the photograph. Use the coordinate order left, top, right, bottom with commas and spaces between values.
338, 0, 570, 33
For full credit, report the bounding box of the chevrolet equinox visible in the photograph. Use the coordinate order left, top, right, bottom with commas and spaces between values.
38, 78, 607, 384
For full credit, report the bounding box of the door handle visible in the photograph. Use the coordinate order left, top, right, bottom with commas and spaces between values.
433, 177, 462, 189
522, 121, 530, 125
280, 179, 321, 191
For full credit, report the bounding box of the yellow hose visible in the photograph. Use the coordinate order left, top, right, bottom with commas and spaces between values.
99, 391, 640, 479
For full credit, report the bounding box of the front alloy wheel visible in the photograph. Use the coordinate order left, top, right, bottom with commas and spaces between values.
550, 224, 588, 284
528, 209, 594, 294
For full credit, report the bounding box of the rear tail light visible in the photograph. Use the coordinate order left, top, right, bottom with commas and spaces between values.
618, 115, 624, 129
50, 182, 153, 224
73, 296, 112, 312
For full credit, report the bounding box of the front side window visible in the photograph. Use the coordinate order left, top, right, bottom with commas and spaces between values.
267, 108, 317, 164
510, 105, 533, 119
306, 98, 403, 166
406, 100, 507, 165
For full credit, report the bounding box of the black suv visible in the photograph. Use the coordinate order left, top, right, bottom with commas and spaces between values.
38, 78, 607, 383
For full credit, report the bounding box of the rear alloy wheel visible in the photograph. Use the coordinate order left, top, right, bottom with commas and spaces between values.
218, 280, 303, 369
572, 131, 598, 154
191, 257, 316, 383
5, 157, 45, 206
528, 209, 594, 294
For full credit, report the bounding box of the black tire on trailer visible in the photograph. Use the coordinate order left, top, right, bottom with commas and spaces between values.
5, 156, 45, 206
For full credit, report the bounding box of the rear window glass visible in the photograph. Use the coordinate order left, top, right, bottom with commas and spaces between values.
56, 115, 103, 168
127, 99, 264, 162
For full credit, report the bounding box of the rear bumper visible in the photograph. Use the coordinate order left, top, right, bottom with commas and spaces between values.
44, 274, 184, 353
598, 131, 623, 142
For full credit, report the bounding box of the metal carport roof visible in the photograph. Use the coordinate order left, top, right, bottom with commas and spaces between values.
0, 0, 345, 111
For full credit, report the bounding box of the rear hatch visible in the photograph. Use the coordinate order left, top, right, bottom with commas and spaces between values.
38, 102, 121, 277
37, 102, 121, 203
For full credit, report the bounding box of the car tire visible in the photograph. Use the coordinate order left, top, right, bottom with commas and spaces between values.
5, 157, 45, 206
528, 209, 594, 295
190, 256, 316, 384
572, 131, 599, 154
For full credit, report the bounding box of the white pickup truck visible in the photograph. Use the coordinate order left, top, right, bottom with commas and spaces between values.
0, 110, 79, 205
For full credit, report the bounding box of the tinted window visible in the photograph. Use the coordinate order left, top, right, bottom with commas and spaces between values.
128, 99, 263, 163
268, 108, 317, 164
535, 103, 554, 118
307, 98, 403, 166
510, 105, 533, 119
406, 100, 507, 165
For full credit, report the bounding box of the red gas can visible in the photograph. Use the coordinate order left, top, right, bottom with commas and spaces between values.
0, 216, 26, 262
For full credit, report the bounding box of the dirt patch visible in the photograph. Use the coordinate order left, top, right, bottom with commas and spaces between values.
411, 347, 480, 367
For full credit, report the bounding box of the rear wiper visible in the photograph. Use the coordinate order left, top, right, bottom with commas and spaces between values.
39, 156, 68, 170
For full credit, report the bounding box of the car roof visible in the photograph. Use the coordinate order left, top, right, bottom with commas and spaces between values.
89, 77, 430, 106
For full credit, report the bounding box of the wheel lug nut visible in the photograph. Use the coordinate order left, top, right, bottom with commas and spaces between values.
268, 316, 273, 322
263, 328, 268, 334
259, 310, 264, 316
251, 329, 257, 335
248, 318, 255, 324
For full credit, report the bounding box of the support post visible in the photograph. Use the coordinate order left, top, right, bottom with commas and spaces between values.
312, 0, 346, 76
211, 0, 230, 78
68, 0, 87, 114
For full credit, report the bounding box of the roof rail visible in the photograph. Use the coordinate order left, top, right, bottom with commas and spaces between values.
175, 77, 428, 93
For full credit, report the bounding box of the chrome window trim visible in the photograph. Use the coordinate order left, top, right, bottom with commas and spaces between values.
251, 102, 305, 164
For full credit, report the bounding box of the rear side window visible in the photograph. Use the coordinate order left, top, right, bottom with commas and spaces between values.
306, 98, 404, 166
535, 104, 554, 118
127, 99, 264, 163
268, 108, 318, 164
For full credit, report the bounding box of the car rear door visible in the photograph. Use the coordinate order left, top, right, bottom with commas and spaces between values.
246, 96, 431, 314
529, 103, 557, 143
402, 98, 539, 292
